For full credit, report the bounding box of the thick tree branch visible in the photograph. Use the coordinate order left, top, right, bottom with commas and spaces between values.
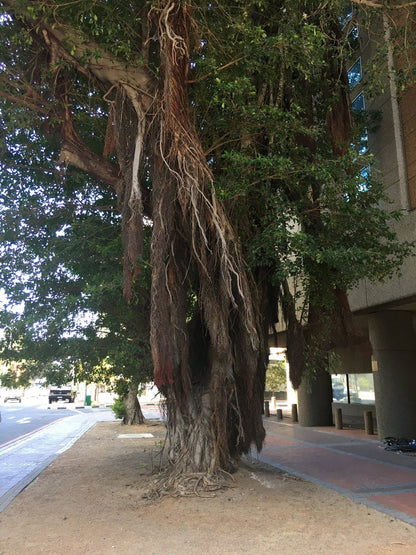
0, 83, 50, 116
0, 162, 64, 176
2, 0, 157, 100
0, 91, 49, 116
59, 116, 121, 189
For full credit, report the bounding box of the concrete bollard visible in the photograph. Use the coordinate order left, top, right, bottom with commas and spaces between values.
291, 403, 298, 422
264, 400, 270, 417
276, 409, 283, 420
334, 407, 343, 430
364, 410, 374, 435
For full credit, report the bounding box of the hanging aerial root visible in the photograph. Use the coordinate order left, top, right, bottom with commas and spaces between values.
148, 0, 264, 456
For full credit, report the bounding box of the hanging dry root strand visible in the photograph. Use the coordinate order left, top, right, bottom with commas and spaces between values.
151, 0, 257, 317
148, 1, 266, 491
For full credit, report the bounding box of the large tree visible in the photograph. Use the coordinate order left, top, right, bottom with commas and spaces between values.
189, 1, 413, 419
0, 1, 265, 486
1, 0, 414, 491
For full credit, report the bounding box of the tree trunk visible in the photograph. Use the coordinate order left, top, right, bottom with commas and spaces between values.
123, 386, 145, 425
164, 388, 217, 475
146, 2, 266, 494
296, 363, 333, 427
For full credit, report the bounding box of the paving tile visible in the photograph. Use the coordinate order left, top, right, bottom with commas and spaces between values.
261, 445, 416, 492
334, 443, 416, 470
368, 492, 416, 518
264, 422, 370, 446
262, 435, 303, 448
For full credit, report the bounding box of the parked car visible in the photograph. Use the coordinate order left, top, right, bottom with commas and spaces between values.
2, 388, 22, 403
332, 383, 347, 401
48, 386, 76, 404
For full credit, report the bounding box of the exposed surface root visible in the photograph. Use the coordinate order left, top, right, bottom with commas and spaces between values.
145, 467, 234, 499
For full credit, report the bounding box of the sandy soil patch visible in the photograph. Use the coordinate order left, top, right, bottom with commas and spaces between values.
0, 420, 416, 554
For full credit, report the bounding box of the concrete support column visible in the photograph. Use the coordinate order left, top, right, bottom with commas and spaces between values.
296, 365, 333, 427
285, 361, 297, 406
369, 310, 416, 439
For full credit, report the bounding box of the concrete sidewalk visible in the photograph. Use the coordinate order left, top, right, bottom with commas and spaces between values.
257, 416, 416, 527
0, 408, 116, 513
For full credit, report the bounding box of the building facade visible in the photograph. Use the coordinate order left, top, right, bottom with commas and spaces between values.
338, 16, 416, 440
273, 14, 416, 440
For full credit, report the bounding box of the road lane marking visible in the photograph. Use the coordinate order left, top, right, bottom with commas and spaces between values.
0, 417, 68, 451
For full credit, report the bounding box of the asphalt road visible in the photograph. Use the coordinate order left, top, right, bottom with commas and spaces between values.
0, 396, 78, 447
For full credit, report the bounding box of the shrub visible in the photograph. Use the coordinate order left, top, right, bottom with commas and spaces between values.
111, 397, 126, 420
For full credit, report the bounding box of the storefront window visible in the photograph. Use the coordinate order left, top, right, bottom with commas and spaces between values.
347, 26, 359, 51
332, 373, 375, 403
339, 5, 353, 28
352, 92, 365, 112
332, 374, 348, 402
358, 166, 370, 191
352, 93, 368, 155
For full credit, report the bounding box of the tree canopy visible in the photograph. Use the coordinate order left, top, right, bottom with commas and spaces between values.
1, 0, 415, 492
0, 151, 153, 421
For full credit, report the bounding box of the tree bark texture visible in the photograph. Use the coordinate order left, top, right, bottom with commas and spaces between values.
123, 387, 145, 426
148, 2, 266, 480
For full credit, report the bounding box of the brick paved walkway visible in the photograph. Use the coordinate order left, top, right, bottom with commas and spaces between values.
257, 416, 416, 527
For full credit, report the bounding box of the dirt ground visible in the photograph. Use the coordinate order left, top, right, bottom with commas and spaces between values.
1, 420, 416, 555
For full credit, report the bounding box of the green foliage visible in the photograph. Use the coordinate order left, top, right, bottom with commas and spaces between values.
111, 397, 126, 420
0, 1, 156, 393
190, 0, 414, 325
0, 137, 153, 389
265, 361, 287, 395
0, 363, 29, 389
1, 0, 415, 393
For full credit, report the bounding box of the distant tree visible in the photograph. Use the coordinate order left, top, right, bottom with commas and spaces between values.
0, 153, 153, 423
265, 362, 287, 397
0, 324, 30, 388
